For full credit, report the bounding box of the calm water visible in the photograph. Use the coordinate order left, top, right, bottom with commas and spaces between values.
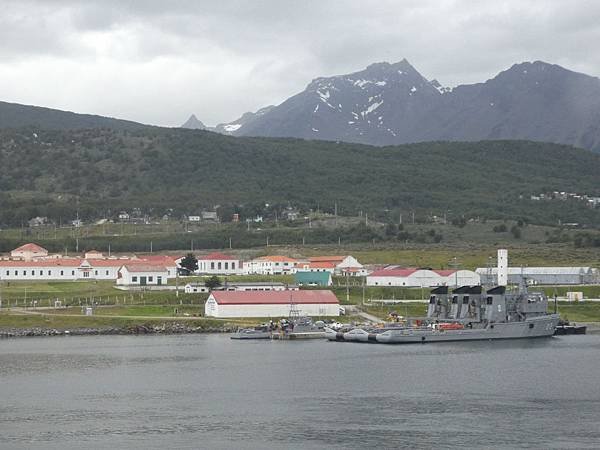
1, 334, 600, 449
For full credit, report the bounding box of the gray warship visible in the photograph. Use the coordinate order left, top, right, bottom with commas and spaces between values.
326, 284, 560, 344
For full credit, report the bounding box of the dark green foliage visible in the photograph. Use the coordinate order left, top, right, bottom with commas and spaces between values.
180, 253, 198, 272
205, 275, 222, 290
0, 127, 600, 228
451, 216, 467, 228
510, 225, 522, 239
574, 233, 600, 248
493, 224, 508, 232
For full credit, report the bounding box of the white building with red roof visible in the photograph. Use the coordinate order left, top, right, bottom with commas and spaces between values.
0, 255, 177, 282
367, 266, 480, 287
308, 255, 366, 276
10, 243, 49, 260
197, 252, 242, 275
243, 255, 298, 275
204, 290, 340, 318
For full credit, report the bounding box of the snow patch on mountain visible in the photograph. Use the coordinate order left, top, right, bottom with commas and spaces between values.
223, 124, 242, 132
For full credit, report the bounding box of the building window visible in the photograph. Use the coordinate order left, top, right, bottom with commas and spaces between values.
60, 270, 64, 276
106, 270, 109, 276
23, 270, 26, 276
6, 270, 9, 276
132, 276, 138, 282
72, 271, 75, 276
218, 262, 222, 270
225, 262, 228, 270
48, 270, 51, 276
39, 270, 43, 276
83, 272, 89, 278
232, 262, 235, 270
211, 262, 215, 270
95, 270, 98, 276
31, 270, 35, 276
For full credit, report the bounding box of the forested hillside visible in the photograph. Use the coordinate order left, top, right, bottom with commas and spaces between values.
0, 101, 147, 131
1, 126, 600, 227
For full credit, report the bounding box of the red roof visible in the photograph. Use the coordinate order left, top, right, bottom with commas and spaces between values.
0, 259, 81, 268
255, 255, 297, 263
309, 256, 346, 263
120, 265, 168, 273
198, 252, 238, 261
308, 262, 336, 269
136, 255, 178, 266
211, 290, 339, 305
12, 243, 48, 253
0, 257, 176, 268
433, 270, 457, 276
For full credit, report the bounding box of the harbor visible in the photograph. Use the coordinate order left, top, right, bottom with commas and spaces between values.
2, 333, 600, 449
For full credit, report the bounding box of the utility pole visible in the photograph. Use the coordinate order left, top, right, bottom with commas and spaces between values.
399, 213, 402, 226
229, 237, 232, 249
412, 211, 415, 225
191, 240, 194, 252
266, 236, 269, 247
365, 213, 368, 226
150, 241, 153, 253
346, 273, 350, 303
334, 202, 338, 227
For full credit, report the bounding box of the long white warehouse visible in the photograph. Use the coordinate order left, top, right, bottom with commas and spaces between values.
367, 266, 480, 287
204, 290, 340, 318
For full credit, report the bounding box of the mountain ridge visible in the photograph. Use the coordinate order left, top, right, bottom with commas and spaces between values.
207, 59, 600, 152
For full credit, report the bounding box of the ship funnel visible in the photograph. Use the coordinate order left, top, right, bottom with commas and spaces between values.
497, 249, 508, 286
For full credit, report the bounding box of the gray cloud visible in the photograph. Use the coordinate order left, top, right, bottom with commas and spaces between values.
1, 0, 599, 126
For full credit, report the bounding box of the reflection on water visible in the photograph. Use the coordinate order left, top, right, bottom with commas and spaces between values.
1, 335, 600, 449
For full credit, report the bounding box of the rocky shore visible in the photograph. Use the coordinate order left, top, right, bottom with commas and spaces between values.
0, 323, 238, 338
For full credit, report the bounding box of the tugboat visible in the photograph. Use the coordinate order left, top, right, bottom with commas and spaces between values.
327, 283, 560, 344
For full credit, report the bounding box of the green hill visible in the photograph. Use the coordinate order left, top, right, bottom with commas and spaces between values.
1, 126, 599, 227
0, 101, 147, 131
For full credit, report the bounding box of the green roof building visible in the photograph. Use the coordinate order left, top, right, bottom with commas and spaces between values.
295, 271, 332, 287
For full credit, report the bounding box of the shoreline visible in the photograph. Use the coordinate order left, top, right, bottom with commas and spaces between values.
0, 323, 237, 338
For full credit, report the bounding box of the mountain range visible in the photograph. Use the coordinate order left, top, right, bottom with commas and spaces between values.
187, 59, 600, 152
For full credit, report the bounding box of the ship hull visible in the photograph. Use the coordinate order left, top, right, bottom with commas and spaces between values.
375, 315, 560, 344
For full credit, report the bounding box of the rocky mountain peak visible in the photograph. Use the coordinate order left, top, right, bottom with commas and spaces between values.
181, 114, 206, 130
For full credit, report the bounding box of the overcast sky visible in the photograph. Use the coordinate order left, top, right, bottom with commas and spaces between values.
1, 0, 599, 127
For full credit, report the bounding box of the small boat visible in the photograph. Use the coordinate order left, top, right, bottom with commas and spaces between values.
230, 325, 272, 340
554, 320, 587, 335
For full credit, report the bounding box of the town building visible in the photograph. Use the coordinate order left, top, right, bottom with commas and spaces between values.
184, 281, 298, 294
0, 244, 178, 282
295, 271, 333, 287
475, 267, 599, 285
307, 255, 366, 276
10, 243, 49, 260
367, 266, 480, 287
204, 290, 340, 318
243, 256, 298, 275
197, 252, 243, 275
117, 265, 169, 286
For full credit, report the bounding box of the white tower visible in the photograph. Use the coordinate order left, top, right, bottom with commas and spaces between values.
497, 249, 508, 286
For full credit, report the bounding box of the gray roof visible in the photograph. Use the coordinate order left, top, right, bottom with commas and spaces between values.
475, 267, 595, 275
